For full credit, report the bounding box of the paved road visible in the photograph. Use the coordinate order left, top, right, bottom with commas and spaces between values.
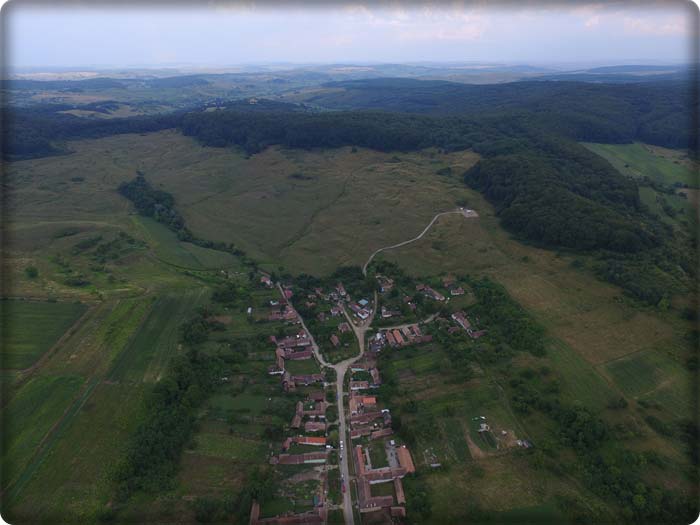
278, 207, 475, 523
362, 208, 474, 275
279, 285, 376, 525
333, 292, 376, 525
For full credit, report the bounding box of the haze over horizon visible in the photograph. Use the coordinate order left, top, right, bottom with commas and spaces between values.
3, 1, 695, 70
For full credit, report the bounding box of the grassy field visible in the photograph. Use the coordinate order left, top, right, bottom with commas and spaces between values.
6, 130, 477, 275
1, 299, 88, 370
134, 216, 242, 270
582, 142, 698, 188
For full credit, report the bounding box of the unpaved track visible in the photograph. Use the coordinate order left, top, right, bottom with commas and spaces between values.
362, 209, 473, 274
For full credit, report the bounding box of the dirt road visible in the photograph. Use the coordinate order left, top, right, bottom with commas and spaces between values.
362, 208, 476, 274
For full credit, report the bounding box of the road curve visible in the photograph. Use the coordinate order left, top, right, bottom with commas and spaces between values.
362, 209, 468, 275
279, 285, 377, 525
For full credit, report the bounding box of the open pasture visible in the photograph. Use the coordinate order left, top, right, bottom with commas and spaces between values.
134, 216, 242, 270
1, 299, 88, 370
8, 130, 477, 274
582, 142, 697, 188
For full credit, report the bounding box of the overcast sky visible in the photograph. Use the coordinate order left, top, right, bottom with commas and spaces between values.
3, 1, 696, 69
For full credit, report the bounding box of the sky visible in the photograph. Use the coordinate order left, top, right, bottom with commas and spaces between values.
2, 1, 696, 69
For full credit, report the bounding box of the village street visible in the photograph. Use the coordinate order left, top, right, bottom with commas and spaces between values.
278, 285, 377, 525
274, 208, 474, 524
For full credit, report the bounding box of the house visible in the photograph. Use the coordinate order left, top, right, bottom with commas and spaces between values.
370, 368, 381, 386
349, 395, 377, 416
396, 446, 415, 474
285, 348, 313, 360
302, 401, 328, 417
297, 436, 327, 447
451, 311, 472, 331
330, 334, 340, 347
338, 322, 351, 333
355, 446, 366, 476
450, 286, 465, 296
470, 329, 487, 339
394, 478, 406, 505
351, 426, 373, 440
260, 275, 273, 288
274, 452, 327, 465
392, 330, 404, 345
305, 421, 326, 433
358, 298, 369, 307
291, 401, 303, 428
308, 391, 325, 402
418, 285, 445, 301
376, 275, 394, 293
283, 372, 296, 392
370, 428, 393, 440
330, 306, 342, 316
386, 331, 397, 346
317, 312, 326, 322
350, 381, 369, 391
292, 374, 324, 386
336, 283, 347, 297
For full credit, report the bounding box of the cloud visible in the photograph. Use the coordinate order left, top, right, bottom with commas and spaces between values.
623, 15, 687, 36
584, 15, 600, 28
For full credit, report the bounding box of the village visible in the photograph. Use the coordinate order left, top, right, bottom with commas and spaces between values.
244, 268, 496, 525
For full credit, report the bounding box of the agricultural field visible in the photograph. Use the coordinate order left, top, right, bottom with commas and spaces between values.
0, 299, 88, 370
7, 382, 147, 522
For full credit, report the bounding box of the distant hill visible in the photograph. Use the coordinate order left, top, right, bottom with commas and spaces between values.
2, 77, 127, 90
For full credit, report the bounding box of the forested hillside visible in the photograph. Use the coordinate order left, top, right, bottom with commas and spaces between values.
305, 78, 693, 148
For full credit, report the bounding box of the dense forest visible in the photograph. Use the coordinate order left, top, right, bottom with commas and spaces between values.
2, 105, 184, 160
306, 78, 693, 149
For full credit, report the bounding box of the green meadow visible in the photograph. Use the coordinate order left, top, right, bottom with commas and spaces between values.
582, 142, 697, 188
